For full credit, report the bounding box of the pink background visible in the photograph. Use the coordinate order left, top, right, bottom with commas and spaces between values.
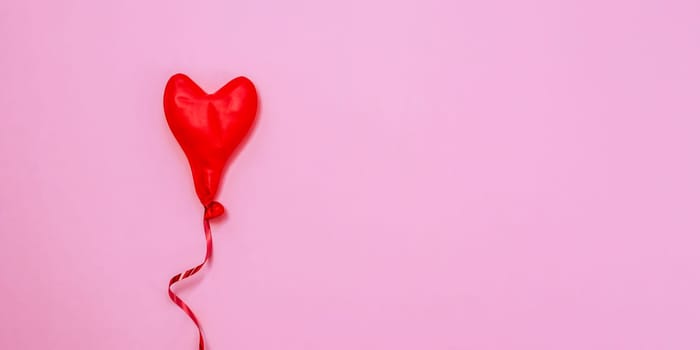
1, 0, 700, 349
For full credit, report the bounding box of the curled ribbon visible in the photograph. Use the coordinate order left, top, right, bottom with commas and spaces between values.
168, 202, 224, 350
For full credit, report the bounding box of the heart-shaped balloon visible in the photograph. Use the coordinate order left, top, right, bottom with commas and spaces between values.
164, 73, 258, 216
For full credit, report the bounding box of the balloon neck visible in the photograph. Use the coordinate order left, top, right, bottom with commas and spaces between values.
204, 201, 225, 220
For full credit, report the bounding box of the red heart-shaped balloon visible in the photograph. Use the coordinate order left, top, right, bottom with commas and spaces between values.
164, 73, 258, 213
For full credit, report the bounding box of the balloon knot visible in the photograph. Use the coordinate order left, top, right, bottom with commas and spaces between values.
204, 201, 225, 219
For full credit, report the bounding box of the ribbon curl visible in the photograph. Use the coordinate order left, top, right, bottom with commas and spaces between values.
168, 202, 223, 350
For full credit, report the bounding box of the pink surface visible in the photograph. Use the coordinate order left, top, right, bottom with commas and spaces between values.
1, 0, 699, 349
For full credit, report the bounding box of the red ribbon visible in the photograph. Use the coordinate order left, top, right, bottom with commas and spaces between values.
168, 202, 223, 350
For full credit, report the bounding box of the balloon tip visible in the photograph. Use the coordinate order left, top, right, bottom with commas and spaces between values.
204, 201, 225, 219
